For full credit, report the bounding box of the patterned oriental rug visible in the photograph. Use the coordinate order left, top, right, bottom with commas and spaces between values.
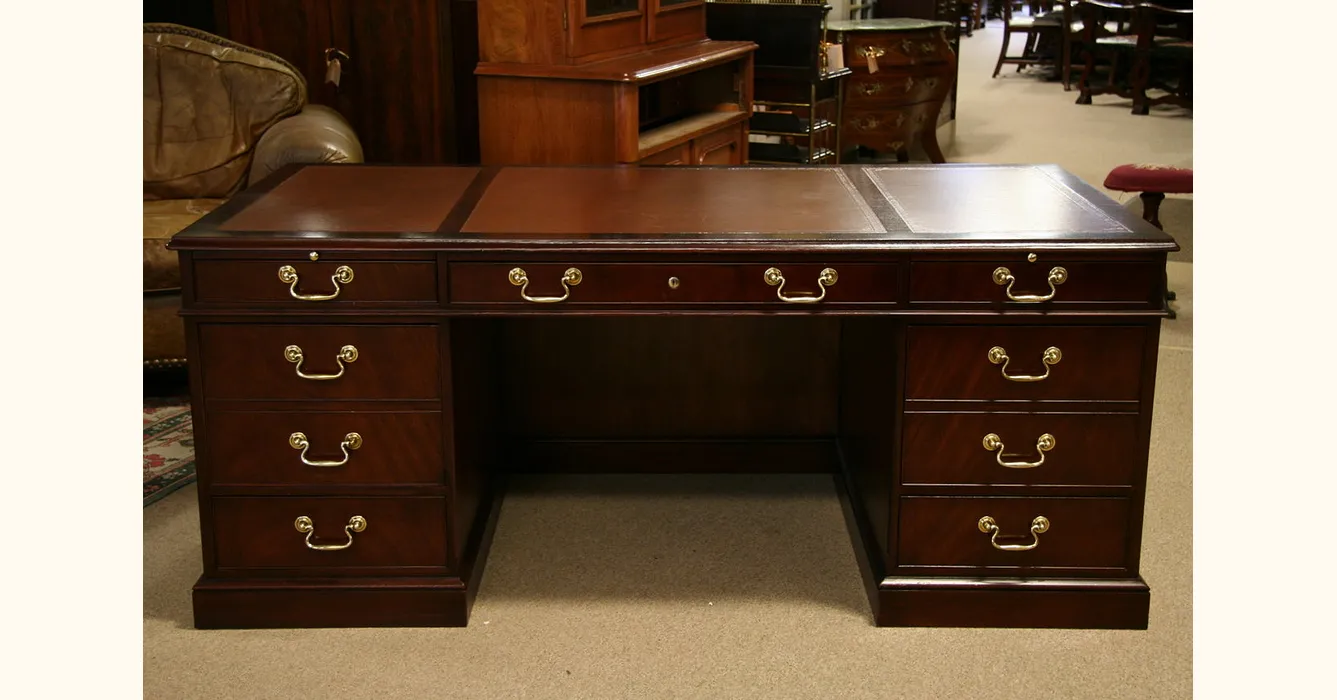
144, 398, 196, 506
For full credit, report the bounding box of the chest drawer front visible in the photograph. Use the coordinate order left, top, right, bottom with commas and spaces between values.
207, 411, 444, 486
909, 261, 1162, 307
845, 70, 947, 106
199, 324, 440, 400
901, 412, 1142, 487
213, 496, 447, 572
905, 325, 1146, 401
841, 31, 950, 71
193, 260, 438, 306
898, 496, 1129, 571
449, 263, 900, 306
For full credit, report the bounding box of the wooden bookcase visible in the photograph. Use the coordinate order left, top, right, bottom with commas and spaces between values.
476, 0, 757, 164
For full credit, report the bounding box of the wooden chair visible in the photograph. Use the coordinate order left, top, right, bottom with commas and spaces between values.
958, 1, 984, 37
992, 2, 1064, 77
1128, 3, 1192, 114
1072, 0, 1138, 102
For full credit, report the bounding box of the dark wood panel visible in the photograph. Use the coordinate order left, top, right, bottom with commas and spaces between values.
510, 439, 838, 473
208, 410, 445, 485
897, 496, 1130, 570
901, 411, 1142, 487
194, 578, 469, 627
199, 324, 440, 400
212, 496, 449, 570
193, 260, 439, 305
904, 325, 1146, 401
218, 0, 334, 97
876, 580, 1150, 628
837, 318, 903, 559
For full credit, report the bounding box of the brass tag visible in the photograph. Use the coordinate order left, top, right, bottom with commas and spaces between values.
325, 58, 342, 87
866, 53, 879, 74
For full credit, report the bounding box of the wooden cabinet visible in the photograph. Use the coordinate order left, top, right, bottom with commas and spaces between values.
217, 0, 480, 164
476, 0, 750, 165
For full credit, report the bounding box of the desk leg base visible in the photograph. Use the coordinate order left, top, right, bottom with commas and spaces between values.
872, 578, 1151, 629
192, 578, 473, 628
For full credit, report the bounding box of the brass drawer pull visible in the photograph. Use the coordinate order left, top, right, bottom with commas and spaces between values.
856, 82, 884, 96
284, 344, 358, 380
289, 431, 362, 467
988, 345, 1061, 382
294, 515, 366, 551
993, 265, 1067, 302
978, 515, 1049, 552
278, 265, 354, 301
982, 433, 1056, 469
860, 46, 886, 59
509, 267, 582, 303
764, 267, 838, 303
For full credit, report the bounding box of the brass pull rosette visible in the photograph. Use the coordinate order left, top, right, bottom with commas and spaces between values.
857, 82, 884, 96
982, 433, 1056, 469
289, 431, 362, 467
988, 345, 1061, 382
285, 344, 359, 380
993, 266, 1067, 302
860, 46, 886, 59
294, 515, 366, 551
764, 267, 838, 303
278, 265, 354, 301
978, 515, 1049, 552
509, 267, 582, 303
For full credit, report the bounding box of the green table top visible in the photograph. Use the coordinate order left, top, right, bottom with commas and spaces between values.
825, 18, 952, 32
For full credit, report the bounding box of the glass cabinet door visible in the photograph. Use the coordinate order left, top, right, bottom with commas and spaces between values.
585, 0, 640, 17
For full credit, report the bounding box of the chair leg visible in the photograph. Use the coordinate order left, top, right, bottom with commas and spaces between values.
994, 29, 1012, 77
1062, 40, 1073, 90
1140, 191, 1165, 229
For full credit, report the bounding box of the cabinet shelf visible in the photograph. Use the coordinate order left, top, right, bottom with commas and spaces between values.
750, 111, 835, 136
748, 142, 837, 164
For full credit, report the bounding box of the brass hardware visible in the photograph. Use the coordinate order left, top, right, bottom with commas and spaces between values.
324, 48, 350, 62
309, 251, 320, 261
860, 46, 886, 58
992, 265, 1067, 302
508, 267, 582, 303
987, 346, 1062, 382
668, 276, 681, 289
294, 515, 366, 551
904, 76, 915, 92
857, 82, 884, 96
920, 42, 935, 53
978, 515, 1050, 552
278, 264, 354, 301
982, 433, 1056, 469
1027, 253, 1038, 262
289, 431, 362, 467
764, 267, 838, 304
285, 344, 358, 380
901, 39, 913, 53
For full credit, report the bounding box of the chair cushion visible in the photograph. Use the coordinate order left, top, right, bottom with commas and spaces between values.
1104, 164, 1193, 194
144, 198, 225, 292
144, 24, 306, 201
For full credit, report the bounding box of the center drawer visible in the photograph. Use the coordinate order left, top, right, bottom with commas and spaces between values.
213, 496, 448, 572
448, 262, 899, 306
207, 410, 444, 486
198, 324, 440, 401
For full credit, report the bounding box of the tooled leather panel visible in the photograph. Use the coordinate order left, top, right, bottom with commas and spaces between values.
143, 24, 307, 200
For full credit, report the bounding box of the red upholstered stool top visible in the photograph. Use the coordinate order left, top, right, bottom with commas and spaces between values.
1104, 164, 1193, 194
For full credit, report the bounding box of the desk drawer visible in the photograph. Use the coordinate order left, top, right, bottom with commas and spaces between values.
905, 325, 1146, 401
199, 324, 440, 401
213, 496, 447, 572
193, 259, 438, 306
898, 496, 1129, 570
902, 412, 1142, 487
845, 70, 946, 106
910, 260, 1162, 307
448, 262, 899, 306
208, 410, 444, 486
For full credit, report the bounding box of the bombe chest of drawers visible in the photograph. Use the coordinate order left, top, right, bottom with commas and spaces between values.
170, 163, 1176, 629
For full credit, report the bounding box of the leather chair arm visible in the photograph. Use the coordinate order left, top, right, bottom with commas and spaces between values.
249, 104, 364, 185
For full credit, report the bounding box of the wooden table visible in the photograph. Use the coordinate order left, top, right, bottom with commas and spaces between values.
170, 163, 1176, 629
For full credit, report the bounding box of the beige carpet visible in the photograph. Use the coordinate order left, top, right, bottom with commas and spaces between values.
144, 23, 1192, 700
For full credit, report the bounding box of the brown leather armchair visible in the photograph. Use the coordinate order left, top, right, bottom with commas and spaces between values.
144, 23, 363, 368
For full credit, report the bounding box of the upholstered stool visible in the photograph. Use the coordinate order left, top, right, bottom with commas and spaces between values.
1104, 163, 1191, 318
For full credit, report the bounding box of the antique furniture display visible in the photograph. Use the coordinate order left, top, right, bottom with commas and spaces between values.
873, 1, 963, 120
143, 23, 362, 369
170, 162, 1176, 630
992, 2, 1063, 77
213, 0, 481, 164
1076, 2, 1191, 113
475, 0, 756, 165
706, 1, 850, 165
827, 18, 955, 163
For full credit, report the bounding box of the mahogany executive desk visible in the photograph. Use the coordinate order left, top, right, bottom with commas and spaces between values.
169, 164, 1176, 629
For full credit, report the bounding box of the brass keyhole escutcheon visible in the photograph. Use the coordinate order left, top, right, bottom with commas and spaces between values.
668, 277, 681, 289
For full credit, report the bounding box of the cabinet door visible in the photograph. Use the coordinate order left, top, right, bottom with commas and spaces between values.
571, 0, 645, 61
691, 123, 745, 165
219, 0, 336, 100
640, 142, 692, 165
648, 0, 705, 45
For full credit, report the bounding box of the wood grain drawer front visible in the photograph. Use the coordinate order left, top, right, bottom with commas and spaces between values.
898, 497, 1130, 570
692, 124, 745, 165
901, 412, 1142, 487
199, 324, 440, 400
208, 411, 444, 486
845, 70, 946, 106
905, 325, 1146, 401
910, 261, 1162, 307
640, 142, 692, 165
844, 106, 936, 139
193, 260, 438, 306
843, 32, 950, 71
449, 263, 899, 305
213, 496, 447, 572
